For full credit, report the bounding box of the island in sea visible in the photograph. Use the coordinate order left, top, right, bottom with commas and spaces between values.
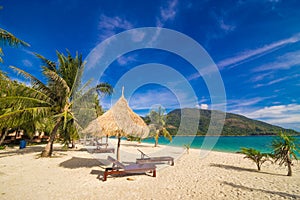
143, 108, 299, 136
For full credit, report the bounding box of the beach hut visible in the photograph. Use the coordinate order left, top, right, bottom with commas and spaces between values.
83, 88, 149, 160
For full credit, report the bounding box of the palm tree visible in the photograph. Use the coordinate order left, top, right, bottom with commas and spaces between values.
96, 83, 113, 97
0, 28, 30, 63
184, 144, 191, 154
271, 131, 299, 176
240, 147, 270, 171
0, 27, 29, 94
94, 83, 113, 117
148, 106, 172, 147
0, 27, 30, 145
0, 80, 45, 145
0, 50, 112, 156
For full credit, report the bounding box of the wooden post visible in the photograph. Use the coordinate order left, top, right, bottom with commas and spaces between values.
117, 134, 121, 161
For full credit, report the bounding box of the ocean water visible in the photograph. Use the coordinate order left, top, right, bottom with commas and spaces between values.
141, 135, 300, 154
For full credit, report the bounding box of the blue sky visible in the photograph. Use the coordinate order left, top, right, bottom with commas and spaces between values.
0, 0, 300, 131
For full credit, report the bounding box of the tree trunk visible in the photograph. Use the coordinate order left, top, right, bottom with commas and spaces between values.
257, 163, 261, 171
116, 135, 121, 161
154, 130, 159, 147
84, 134, 87, 145
71, 139, 75, 148
287, 151, 292, 176
287, 163, 292, 176
41, 119, 61, 157
0, 128, 8, 146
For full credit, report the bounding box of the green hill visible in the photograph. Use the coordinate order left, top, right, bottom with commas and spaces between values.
163, 108, 299, 136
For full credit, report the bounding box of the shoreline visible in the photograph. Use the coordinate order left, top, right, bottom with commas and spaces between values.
147, 134, 300, 137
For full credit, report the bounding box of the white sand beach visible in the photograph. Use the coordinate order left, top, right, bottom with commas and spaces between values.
0, 140, 300, 200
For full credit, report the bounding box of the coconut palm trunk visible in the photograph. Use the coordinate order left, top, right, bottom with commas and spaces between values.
287, 150, 292, 176
41, 119, 61, 157
0, 128, 8, 146
154, 130, 159, 147
148, 107, 172, 148
271, 131, 299, 176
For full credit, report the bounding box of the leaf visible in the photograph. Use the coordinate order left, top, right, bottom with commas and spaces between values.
0, 28, 30, 47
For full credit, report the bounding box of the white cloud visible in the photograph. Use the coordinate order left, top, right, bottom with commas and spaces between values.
249, 71, 274, 82
130, 29, 145, 42
128, 90, 179, 110
242, 104, 300, 131
217, 33, 300, 69
117, 55, 137, 66
159, 0, 178, 23
187, 64, 219, 81
226, 96, 275, 114
229, 97, 270, 107
150, 0, 178, 45
22, 59, 33, 67
268, 0, 280, 2
196, 104, 208, 109
218, 19, 235, 32
98, 15, 133, 41
253, 50, 300, 72
254, 74, 300, 88
99, 15, 133, 30
86, 15, 140, 71
124, 88, 197, 112
254, 76, 289, 88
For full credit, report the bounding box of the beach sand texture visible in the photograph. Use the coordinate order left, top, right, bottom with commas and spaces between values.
0, 140, 300, 200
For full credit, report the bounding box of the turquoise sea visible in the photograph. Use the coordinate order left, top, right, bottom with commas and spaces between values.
141, 135, 300, 154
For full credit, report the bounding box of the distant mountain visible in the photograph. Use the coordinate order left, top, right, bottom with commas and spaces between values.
162, 108, 299, 136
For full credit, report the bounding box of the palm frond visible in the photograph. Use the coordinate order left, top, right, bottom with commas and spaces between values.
11, 82, 54, 104
42, 66, 70, 99
96, 83, 113, 96
0, 106, 52, 129
34, 53, 57, 72
0, 28, 30, 47
162, 128, 172, 142
69, 59, 85, 98
0, 96, 52, 110
76, 79, 93, 95
9, 66, 54, 98
0, 47, 3, 63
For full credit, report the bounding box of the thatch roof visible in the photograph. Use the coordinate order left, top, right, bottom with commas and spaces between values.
81, 118, 105, 137
83, 93, 149, 138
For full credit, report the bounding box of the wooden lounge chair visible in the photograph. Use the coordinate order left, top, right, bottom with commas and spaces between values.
103, 156, 156, 181
91, 146, 115, 154
95, 141, 110, 150
136, 149, 174, 166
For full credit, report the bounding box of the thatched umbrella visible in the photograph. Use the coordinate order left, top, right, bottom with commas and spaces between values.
84, 88, 149, 160
82, 118, 108, 144
82, 118, 102, 136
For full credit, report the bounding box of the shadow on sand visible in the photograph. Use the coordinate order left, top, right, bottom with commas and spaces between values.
223, 181, 300, 199
0, 145, 88, 158
59, 157, 101, 169
0, 146, 45, 158
210, 163, 286, 176
120, 143, 154, 148
59, 156, 111, 169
